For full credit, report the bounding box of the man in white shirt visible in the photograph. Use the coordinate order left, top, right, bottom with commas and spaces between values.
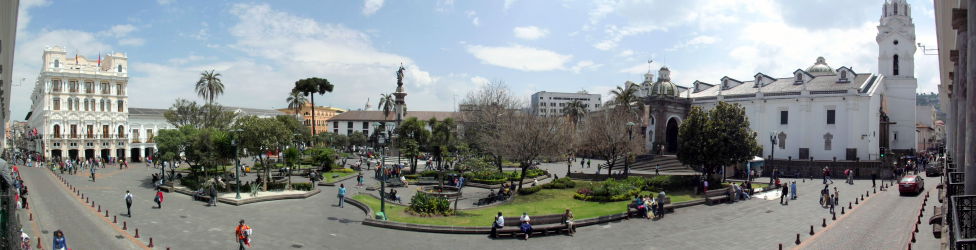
491, 212, 504, 238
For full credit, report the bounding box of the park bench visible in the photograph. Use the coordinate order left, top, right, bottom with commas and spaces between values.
705, 187, 731, 205
384, 178, 405, 188
626, 196, 672, 219
496, 214, 570, 237
475, 192, 503, 206
930, 208, 944, 238
192, 189, 213, 203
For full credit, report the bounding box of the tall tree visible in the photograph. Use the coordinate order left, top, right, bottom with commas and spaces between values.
459, 81, 521, 171
677, 106, 710, 173
234, 116, 293, 191
676, 102, 759, 182
561, 100, 588, 127
491, 113, 571, 192
196, 70, 225, 105
582, 106, 643, 177
428, 118, 457, 170
379, 93, 394, 119
397, 117, 430, 174
609, 81, 640, 110
286, 90, 308, 120
292, 77, 335, 140
164, 99, 201, 128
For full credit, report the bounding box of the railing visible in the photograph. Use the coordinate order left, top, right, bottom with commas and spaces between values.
951, 195, 976, 249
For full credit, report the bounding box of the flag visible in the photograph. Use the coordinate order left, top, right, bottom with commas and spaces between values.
75, 52, 79, 64
97, 52, 101, 66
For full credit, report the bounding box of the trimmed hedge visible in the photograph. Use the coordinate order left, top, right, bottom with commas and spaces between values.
291, 182, 314, 191
518, 185, 543, 195
573, 175, 697, 202
541, 178, 576, 189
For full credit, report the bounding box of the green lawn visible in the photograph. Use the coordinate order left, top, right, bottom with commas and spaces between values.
352, 186, 701, 226
323, 170, 356, 183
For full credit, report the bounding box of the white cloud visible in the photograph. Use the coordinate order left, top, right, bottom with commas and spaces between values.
666, 35, 719, 51
571, 60, 602, 73
363, 0, 384, 16
504, 0, 518, 9
157, 0, 174, 5
593, 24, 660, 51
104, 24, 137, 38
471, 76, 490, 86
118, 38, 145, 46
617, 49, 634, 57
435, 0, 454, 12
513, 26, 549, 40
16, 0, 51, 33
466, 44, 572, 71
466, 11, 480, 26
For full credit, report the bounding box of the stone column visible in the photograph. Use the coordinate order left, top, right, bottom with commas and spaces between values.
957, 21, 969, 180
959, 0, 976, 195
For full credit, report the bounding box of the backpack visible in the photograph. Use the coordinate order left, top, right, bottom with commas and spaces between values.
125, 194, 132, 204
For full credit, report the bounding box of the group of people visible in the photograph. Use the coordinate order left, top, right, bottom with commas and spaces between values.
632, 192, 668, 219
819, 184, 840, 213
490, 209, 576, 240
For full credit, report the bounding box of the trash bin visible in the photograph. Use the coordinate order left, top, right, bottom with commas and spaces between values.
375, 212, 387, 220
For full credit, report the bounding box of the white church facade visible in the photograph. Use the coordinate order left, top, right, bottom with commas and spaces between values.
637, 0, 918, 162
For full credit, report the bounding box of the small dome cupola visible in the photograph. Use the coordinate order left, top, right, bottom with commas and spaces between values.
807, 56, 834, 73
650, 66, 679, 97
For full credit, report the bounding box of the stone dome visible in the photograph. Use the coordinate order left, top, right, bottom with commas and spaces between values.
807, 56, 834, 73
650, 67, 679, 97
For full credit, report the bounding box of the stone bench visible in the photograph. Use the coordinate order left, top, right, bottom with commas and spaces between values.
930, 208, 943, 238
494, 214, 570, 238
705, 187, 731, 205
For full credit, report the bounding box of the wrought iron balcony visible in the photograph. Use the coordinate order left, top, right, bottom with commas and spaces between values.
951, 195, 976, 250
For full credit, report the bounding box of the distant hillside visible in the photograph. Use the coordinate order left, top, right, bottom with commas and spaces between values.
917, 92, 945, 121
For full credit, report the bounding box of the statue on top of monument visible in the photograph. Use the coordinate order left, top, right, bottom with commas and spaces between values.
396, 64, 405, 88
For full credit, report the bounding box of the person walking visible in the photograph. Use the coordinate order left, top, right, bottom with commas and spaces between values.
123, 190, 134, 217
52, 230, 67, 250
209, 184, 218, 207
154, 189, 164, 208
655, 165, 660, 175
90, 165, 96, 182
235, 219, 252, 250
20, 185, 29, 209
356, 173, 364, 187
337, 184, 347, 208
587, 159, 591, 169
790, 181, 797, 200
780, 182, 789, 205
828, 194, 836, 214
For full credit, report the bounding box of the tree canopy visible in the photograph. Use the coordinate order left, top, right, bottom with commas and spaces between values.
676, 102, 760, 180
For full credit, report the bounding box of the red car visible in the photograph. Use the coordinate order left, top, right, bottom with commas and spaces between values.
898, 175, 925, 195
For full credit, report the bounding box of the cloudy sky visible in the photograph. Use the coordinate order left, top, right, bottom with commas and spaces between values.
10, 0, 940, 120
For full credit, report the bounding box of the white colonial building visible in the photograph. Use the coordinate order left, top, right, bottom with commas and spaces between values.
27, 46, 131, 161
628, 0, 919, 161
530, 91, 602, 117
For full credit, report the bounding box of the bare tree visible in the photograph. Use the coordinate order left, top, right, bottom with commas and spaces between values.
490, 113, 571, 191
459, 81, 522, 171
582, 106, 643, 177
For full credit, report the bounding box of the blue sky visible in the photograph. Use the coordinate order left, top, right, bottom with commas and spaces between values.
11, 0, 940, 119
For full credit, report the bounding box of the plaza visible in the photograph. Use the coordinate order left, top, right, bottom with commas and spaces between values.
0, 0, 967, 249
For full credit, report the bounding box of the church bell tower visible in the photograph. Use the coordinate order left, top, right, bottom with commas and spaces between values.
876, 0, 918, 152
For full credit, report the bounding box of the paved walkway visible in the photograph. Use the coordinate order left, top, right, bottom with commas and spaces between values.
18, 166, 143, 249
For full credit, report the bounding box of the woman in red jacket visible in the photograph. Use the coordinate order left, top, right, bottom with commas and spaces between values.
155, 189, 164, 208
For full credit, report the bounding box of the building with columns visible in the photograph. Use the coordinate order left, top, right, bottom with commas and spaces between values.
632, 0, 917, 162
26, 46, 130, 161
0, 0, 19, 152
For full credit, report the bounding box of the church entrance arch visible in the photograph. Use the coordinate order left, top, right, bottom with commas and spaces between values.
665, 117, 680, 153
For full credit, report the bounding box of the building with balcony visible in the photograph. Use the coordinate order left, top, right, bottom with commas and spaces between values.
0, 0, 19, 152
277, 103, 345, 135
26, 46, 130, 161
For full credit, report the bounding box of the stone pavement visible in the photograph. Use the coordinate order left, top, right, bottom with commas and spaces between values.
29, 158, 940, 250
17, 166, 143, 249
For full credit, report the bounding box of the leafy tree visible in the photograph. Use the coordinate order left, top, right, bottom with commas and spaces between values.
234, 116, 293, 191
348, 132, 367, 150
155, 127, 190, 165
164, 99, 201, 128
286, 90, 308, 117
306, 147, 337, 172
186, 128, 233, 179
427, 118, 457, 170
199, 104, 238, 130
276, 115, 311, 146
291, 77, 335, 139
196, 69, 225, 105
397, 117, 429, 174
283, 147, 301, 189
677, 106, 709, 172
610, 81, 640, 110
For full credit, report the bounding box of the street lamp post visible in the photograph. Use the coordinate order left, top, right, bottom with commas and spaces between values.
232, 129, 243, 199
626, 122, 635, 177
373, 122, 387, 219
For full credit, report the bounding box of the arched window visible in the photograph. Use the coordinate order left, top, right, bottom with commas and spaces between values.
893, 54, 900, 76
117, 64, 123, 72
53, 125, 61, 138
67, 99, 73, 111
794, 73, 802, 83
840, 70, 847, 80
54, 59, 60, 68
118, 125, 125, 138
823, 133, 833, 150
894, 3, 898, 15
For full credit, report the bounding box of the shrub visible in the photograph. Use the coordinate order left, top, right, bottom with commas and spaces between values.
408, 192, 452, 215
518, 185, 543, 195
331, 168, 356, 173
419, 170, 440, 177
291, 182, 314, 191
541, 178, 575, 189
403, 174, 420, 180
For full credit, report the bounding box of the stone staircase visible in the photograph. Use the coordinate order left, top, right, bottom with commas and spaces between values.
599, 155, 697, 174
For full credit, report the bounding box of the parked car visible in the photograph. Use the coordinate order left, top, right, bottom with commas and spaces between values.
898, 175, 925, 195
925, 165, 943, 177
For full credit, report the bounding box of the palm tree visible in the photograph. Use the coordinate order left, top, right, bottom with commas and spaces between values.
609, 81, 640, 110
292, 77, 335, 140
286, 90, 308, 123
195, 70, 225, 105
379, 93, 394, 119
561, 100, 587, 126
